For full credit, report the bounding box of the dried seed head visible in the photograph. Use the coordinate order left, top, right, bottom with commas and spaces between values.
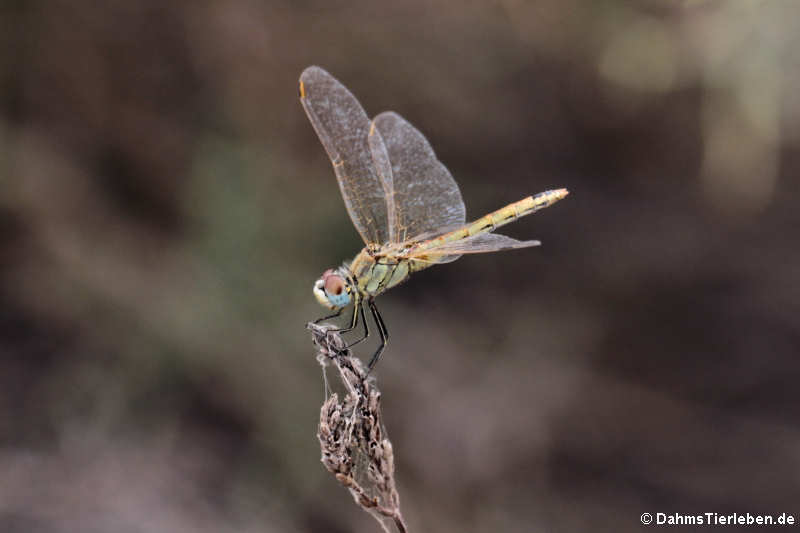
307, 321, 407, 533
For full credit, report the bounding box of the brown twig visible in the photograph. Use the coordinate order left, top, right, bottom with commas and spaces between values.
308, 321, 408, 533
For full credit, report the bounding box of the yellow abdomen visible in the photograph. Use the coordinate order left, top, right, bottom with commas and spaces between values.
414, 189, 568, 252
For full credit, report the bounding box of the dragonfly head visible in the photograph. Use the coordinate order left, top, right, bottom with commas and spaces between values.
313, 269, 353, 310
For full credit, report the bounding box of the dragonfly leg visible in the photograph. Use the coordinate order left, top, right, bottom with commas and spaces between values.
337, 301, 360, 333
366, 299, 388, 372
323, 303, 358, 352
345, 302, 371, 350
313, 308, 343, 324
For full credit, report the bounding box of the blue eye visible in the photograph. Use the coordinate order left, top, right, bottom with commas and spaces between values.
314, 271, 352, 309
327, 290, 351, 307
324, 274, 350, 306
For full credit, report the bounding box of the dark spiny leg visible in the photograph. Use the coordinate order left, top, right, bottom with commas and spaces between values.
366, 299, 388, 372
337, 301, 360, 333
319, 303, 356, 336
345, 302, 370, 349
322, 303, 358, 353
313, 308, 343, 324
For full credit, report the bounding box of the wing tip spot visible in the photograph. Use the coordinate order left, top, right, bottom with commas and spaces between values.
298, 80, 306, 99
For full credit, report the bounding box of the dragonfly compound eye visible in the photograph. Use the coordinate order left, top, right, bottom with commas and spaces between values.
313, 270, 351, 309
323, 272, 351, 308
324, 275, 345, 296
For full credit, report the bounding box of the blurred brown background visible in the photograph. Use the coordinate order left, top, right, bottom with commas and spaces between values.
2, 1, 799, 531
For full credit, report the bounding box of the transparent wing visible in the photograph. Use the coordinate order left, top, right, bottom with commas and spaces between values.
404, 223, 464, 243
371, 111, 466, 244
367, 122, 396, 242
406, 233, 540, 261
299, 66, 389, 245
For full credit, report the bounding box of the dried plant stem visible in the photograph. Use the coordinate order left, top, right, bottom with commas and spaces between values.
308, 322, 408, 533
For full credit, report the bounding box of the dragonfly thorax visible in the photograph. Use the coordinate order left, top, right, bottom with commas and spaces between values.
313, 268, 355, 310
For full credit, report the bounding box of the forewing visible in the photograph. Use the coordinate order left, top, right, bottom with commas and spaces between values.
407, 233, 540, 260
367, 122, 396, 242
373, 111, 465, 244
299, 66, 388, 245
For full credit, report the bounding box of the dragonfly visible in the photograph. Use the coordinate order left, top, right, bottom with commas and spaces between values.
300, 66, 568, 370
